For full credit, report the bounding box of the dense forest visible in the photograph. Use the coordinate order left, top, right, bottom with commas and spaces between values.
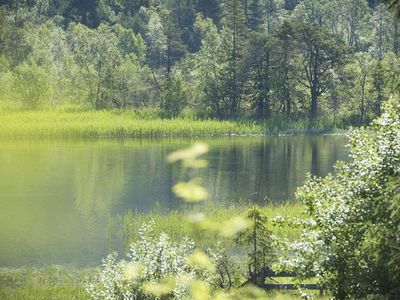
0, 0, 399, 124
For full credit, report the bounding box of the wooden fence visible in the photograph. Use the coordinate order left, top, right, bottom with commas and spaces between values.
242, 267, 322, 292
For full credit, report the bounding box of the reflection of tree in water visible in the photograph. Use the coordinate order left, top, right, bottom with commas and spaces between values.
74, 146, 129, 217
202, 136, 348, 203
311, 138, 319, 175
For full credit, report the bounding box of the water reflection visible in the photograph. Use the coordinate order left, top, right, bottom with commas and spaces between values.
0, 136, 348, 266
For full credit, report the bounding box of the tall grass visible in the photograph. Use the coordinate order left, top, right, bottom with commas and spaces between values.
0, 110, 265, 138
0, 203, 312, 299
0, 106, 351, 138
108, 202, 304, 253
0, 266, 89, 300
263, 116, 348, 135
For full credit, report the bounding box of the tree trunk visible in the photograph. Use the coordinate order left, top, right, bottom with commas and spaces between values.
264, 49, 270, 119
283, 50, 291, 119
360, 75, 366, 124
252, 221, 257, 284
167, 34, 172, 76
231, 6, 238, 119
310, 85, 318, 121
394, 16, 400, 56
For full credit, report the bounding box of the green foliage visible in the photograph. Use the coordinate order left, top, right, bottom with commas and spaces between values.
0, 266, 89, 300
160, 73, 188, 118
294, 24, 350, 121
86, 222, 212, 300
0, 0, 398, 124
235, 207, 276, 285
12, 62, 52, 109
0, 110, 264, 138
98, 143, 299, 299
283, 96, 400, 299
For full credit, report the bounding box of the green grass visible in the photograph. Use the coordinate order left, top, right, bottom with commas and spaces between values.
108, 202, 305, 253
0, 201, 318, 300
0, 266, 329, 300
0, 266, 90, 300
263, 117, 348, 135
0, 106, 350, 138
0, 109, 264, 138
0, 267, 327, 300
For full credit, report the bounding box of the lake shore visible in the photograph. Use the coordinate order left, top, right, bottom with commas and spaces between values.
0, 109, 346, 138
0, 266, 326, 300
0, 203, 307, 299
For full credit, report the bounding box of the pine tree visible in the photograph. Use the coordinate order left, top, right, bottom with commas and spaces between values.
197, 0, 221, 26
248, 0, 264, 31
235, 207, 275, 286
222, 0, 248, 119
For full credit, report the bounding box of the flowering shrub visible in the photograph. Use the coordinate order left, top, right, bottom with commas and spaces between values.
87, 142, 269, 299
281, 96, 400, 299
86, 222, 215, 299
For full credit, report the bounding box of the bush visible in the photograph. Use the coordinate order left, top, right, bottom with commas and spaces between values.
85, 222, 215, 300
12, 62, 53, 110
283, 96, 400, 299
159, 74, 188, 119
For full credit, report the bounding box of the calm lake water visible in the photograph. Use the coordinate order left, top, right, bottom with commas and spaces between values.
0, 136, 348, 267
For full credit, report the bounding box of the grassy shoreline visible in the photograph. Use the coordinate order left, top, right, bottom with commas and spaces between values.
0, 109, 347, 138
109, 202, 304, 248
0, 110, 265, 138
0, 266, 89, 300
0, 267, 325, 300
0, 203, 307, 299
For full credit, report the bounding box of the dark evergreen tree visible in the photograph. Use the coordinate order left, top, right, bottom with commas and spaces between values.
66, 0, 99, 27
275, 21, 297, 119
284, 0, 299, 10
222, 0, 249, 119
247, 0, 264, 31
197, 0, 221, 26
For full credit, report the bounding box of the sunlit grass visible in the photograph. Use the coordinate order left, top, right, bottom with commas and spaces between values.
0, 202, 315, 299
0, 106, 348, 138
0, 110, 264, 138
108, 202, 305, 252
0, 266, 90, 300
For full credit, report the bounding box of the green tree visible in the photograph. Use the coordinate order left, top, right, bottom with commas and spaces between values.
372, 3, 393, 60
338, 0, 372, 51
247, 0, 264, 31
352, 52, 373, 123
295, 24, 349, 121
274, 21, 297, 119
243, 34, 276, 119
12, 61, 52, 109
197, 0, 221, 26
193, 14, 228, 119
159, 72, 188, 118
371, 59, 385, 116
66, 0, 99, 27
235, 207, 275, 286
221, 0, 248, 119
285, 96, 400, 299
68, 23, 123, 109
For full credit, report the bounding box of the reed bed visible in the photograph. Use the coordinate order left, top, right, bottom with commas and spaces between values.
108, 202, 305, 252
0, 110, 265, 138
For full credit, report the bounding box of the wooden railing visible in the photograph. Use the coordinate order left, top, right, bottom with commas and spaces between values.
242, 267, 322, 292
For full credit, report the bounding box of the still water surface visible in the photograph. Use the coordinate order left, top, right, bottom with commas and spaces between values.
0, 136, 348, 266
